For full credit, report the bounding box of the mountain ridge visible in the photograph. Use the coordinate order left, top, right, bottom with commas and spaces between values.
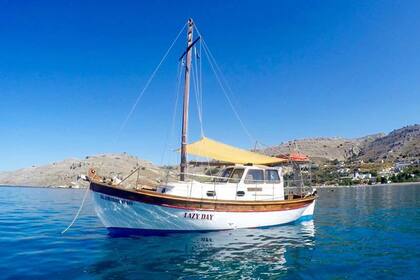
260, 125, 419, 163
0, 124, 418, 187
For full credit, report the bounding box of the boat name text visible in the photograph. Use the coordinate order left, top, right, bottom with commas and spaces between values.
184, 212, 214, 220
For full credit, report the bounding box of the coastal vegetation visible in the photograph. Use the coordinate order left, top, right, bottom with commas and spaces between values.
388, 166, 420, 183
309, 161, 420, 186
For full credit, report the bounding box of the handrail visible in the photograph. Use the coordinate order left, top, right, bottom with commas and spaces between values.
176, 172, 229, 180
168, 172, 313, 188
165, 171, 314, 201
117, 166, 141, 186
176, 172, 286, 184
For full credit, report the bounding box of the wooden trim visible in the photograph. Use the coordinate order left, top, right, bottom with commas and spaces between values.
90, 180, 316, 212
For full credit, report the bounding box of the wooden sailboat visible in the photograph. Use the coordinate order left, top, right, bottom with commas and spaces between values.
89, 19, 317, 234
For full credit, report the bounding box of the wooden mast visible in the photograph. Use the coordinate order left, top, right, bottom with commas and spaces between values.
180, 19, 194, 181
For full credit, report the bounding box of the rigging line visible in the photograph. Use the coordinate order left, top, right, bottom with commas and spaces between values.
193, 47, 202, 108
255, 140, 284, 156
198, 42, 204, 131
202, 40, 245, 123
61, 186, 90, 234
194, 26, 240, 105
167, 61, 184, 167
160, 61, 183, 165
193, 46, 202, 118
202, 40, 239, 102
201, 42, 256, 144
194, 25, 255, 144
198, 47, 201, 123
197, 47, 204, 134
191, 61, 199, 129
118, 23, 187, 135
193, 43, 211, 167
169, 61, 184, 151
191, 57, 204, 137
193, 26, 207, 121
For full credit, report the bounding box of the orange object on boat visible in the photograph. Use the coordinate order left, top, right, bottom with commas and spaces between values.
276, 153, 309, 162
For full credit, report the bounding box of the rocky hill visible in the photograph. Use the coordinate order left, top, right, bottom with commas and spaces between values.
259, 134, 384, 162
356, 125, 420, 162
0, 153, 171, 188
0, 125, 418, 187
260, 124, 419, 163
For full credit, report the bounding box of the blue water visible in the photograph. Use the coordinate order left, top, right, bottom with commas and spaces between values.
0, 185, 419, 279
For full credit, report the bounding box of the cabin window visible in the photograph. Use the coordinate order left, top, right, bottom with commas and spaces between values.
228, 168, 244, 183
244, 169, 264, 184
216, 168, 244, 183
221, 168, 233, 178
265, 170, 280, 183
216, 168, 234, 182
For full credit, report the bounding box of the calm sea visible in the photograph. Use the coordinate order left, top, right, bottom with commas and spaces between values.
0, 184, 419, 279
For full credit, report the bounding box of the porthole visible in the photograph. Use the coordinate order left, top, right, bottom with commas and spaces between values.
236, 191, 245, 197
206, 190, 216, 197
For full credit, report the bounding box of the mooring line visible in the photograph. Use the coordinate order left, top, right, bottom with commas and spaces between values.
61, 186, 90, 234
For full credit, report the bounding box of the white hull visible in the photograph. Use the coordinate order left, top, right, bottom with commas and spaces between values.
92, 191, 314, 232
301, 200, 315, 217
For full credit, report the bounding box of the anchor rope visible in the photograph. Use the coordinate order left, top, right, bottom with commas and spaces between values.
61, 186, 90, 234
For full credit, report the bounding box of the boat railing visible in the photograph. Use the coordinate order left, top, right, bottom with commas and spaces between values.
167, 172, 243, 184
168, 172, 313, 201
118, 168, 312, 201
284, 179, 313, 198
179, 172, 237, 201
178, 172, 232, 181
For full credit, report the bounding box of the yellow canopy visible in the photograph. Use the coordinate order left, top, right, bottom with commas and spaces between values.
184, 137, 287, 165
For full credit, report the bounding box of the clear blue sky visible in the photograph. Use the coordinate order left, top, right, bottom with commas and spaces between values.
1, 0, 419, 171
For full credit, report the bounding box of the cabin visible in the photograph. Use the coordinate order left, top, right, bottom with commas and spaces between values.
156, 165, 285, 201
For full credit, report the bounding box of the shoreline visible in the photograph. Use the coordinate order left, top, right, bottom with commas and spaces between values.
0, 184, 87, 189
1, 181, 419, 190
315, 181, 420, 188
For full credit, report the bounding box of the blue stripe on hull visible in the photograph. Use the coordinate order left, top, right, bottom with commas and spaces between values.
295, 214, 314, 222
107, 227, 221, 237
107, 216, 314, 237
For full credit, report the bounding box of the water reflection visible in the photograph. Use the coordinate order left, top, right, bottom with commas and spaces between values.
88, 221, 315, 279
